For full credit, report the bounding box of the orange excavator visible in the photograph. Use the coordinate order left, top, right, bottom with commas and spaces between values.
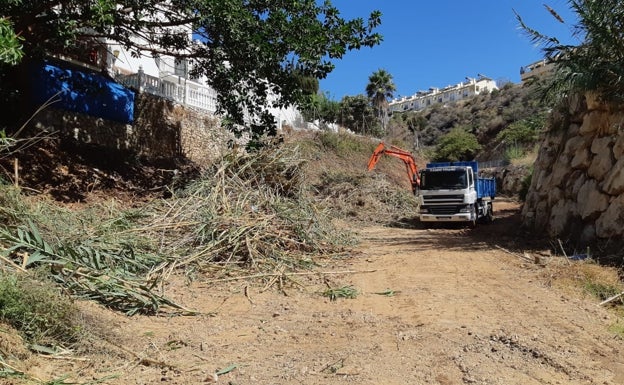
367, 142, 420, 194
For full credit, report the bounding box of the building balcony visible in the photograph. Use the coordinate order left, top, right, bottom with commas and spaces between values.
116, 68, 218, 113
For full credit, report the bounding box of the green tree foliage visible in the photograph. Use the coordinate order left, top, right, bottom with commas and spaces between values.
496, 113, 545, 144
1, 0, 382, 139
433, 126, 482, 162
300, 92, 340, 126
365, 68, 396, 132
516, 1, 624, 104
0, 17, 23, 65
338, 94, 378, 134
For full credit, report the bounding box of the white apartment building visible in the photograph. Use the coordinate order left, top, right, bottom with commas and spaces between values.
389, 75, 498, 114
99, 17, 302, 130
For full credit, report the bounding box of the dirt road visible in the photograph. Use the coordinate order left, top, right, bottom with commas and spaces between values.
19, 200, 624, 384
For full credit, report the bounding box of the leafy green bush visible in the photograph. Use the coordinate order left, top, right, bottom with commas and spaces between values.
0, 18, 24, 65
496, 114, 544, 144
504, 144, 525, 162
0, 272, 82, 347
433, 127, 482, 162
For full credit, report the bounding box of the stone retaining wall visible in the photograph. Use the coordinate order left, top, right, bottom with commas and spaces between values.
521, 93, 624, 245
29, 93, 234, 166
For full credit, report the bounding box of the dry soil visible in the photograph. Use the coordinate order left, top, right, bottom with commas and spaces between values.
5, 200, 624, 385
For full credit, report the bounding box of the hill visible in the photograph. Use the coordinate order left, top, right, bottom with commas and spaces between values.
387, 82, 546, 164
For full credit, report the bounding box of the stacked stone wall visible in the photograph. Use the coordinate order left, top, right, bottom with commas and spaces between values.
521, 93, 624, 245
28, 93, 233, 166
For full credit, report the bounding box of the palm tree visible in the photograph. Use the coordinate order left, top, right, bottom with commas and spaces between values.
515, 1, 624, 104
365, 69, 396, 133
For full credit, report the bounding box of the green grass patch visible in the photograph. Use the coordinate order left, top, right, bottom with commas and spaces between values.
0, 272, 83, 347
583, 281, 621, 302
322, 285, 358, 301
609, 319, 624, 339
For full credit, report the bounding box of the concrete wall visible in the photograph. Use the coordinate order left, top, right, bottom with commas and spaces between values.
521, 92, 624, 246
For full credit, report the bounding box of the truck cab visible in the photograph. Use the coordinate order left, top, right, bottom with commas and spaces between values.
417, 161, 495, 225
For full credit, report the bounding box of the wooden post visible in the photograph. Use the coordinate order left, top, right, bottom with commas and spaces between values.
13, 158, 18, 187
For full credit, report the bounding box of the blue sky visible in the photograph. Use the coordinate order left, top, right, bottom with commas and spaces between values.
319, 0, 580, 100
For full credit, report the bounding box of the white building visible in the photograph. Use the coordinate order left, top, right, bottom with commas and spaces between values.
101, 21, 302, 130
389, 75, 498, 114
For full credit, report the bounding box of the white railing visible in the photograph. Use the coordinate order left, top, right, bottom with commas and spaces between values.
116, 69, 217, 113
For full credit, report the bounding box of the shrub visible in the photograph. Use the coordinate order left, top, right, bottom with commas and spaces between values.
318, 131, 369, 156
0, 272, 83, 347
433, 127, 482, 161
496, 114, 545, 144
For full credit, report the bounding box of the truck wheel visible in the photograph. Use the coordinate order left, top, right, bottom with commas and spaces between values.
484, 203, 494, 223
469, 205, 477, 228
481, 203, 494, 223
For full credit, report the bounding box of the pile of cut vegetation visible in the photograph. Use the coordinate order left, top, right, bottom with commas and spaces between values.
0, 142, 354, 317
290, 130, 420, 225
0, 130, 418, 357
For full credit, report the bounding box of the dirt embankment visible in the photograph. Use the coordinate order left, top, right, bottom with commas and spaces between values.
5, 199, 621, 385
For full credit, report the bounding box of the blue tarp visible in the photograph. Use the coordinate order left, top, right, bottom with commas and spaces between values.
31, 60, 134, 124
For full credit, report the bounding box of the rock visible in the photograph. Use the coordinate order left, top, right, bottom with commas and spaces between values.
548, 199, 575, 236
570, 147, 591, 170
596, 195, 624, 238
550, 155, 572, 187
590, 136, 613, 154
584, 91, 603, 110
534, 200, 550, 232
613, 134, 624, 160
602, 158, 624, 195
606, 111, 624, 135
548, 187, 563, 207
577, 179, 609, 220
587, 141, 614, 180
580, 110, 610, 135
580, 223, 596, 244
565, 136, 588, 156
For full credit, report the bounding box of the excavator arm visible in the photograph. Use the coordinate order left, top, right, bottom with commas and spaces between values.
367, 142, 420, 193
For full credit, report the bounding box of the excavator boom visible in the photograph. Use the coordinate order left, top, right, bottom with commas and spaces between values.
367, 142, 420, 193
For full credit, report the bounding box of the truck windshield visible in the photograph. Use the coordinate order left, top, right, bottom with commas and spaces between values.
420, 170, 467, 190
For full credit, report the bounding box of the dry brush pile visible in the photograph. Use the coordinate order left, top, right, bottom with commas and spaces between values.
0, 144, 353, 319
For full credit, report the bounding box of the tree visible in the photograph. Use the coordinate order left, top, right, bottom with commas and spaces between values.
338, 94, 377, 134
515, 1, 624, 104
365, 68, 396, 133
0, 17, 23, 65
1, 0, 382, 140
433, 126, 482, 162
300, 92, 340, 126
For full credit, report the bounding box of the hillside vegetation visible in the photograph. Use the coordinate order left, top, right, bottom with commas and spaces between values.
386, 83, 548, 164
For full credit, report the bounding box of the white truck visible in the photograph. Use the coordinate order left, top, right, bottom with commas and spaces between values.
417, 161, 496, 226
367, 143, 496, 226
